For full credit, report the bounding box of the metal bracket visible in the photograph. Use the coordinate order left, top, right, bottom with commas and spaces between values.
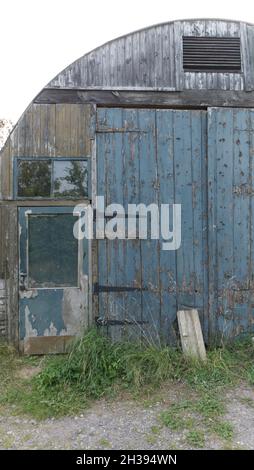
95, 317, 149, 326
93, 283, 147, 295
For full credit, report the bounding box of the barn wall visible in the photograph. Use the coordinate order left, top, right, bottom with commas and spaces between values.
46, 19, 252, 92
0, 280, 7, 339
0, 103, 93, 200
0, 206, 7, 339
0, 103, 93, 345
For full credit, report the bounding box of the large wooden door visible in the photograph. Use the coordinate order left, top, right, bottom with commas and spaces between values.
208, 107, 254, 340
96, 108, 208, 343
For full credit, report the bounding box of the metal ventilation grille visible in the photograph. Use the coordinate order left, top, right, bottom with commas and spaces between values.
182, 36, 241, 72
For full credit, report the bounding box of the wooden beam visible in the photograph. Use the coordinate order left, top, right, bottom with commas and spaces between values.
177, 309, 207, 361
23, 335, 74, 355
35, 88, 254, 108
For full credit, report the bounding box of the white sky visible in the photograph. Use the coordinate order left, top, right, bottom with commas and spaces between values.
1, 0, 254, 123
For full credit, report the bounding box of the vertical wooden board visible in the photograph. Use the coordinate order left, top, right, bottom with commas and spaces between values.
0, 140, 10, 198
101, 42, 110, 87
24, 105, 34, 157
174, 111, 195, 309
154, 26, 163, 88
6, 206, 18, 346
32, 104, 42, 157
232, 109, 252, 333
132, 32, 140, 87
139, 30, 148, 87
207, 108, 252, 341
55, 104, 71, 156
122, 109, 142, 340
191, 111, 208, 329
214, 108, 234, 338
124, 34, 133, 87
115, 38, 124, 84
69, 104, 79, 157
207, 108, 219, 341
218, 21, 231, 91
205, 20, 217, 89
200, 111, 209, 339
233, 109, 251, 291
109, 41, 117, 88
137, 109, 161, 342
17, 112, 26, 157
244, 24, 254, 91
105, 109, 126, 339
161, 25, 170, 87
156, 110, 177, 343
177, 309, 206, 360
46, 104, 56, 157
184, 20, 207, 90
81, 104, 92, 156
215, 109, 234, 290
39, 105, 50, 156
173, 21, 184, 90
94, 49, 103, 88
249, 109, 254, 329
168, 23, 176, 88
96, 110, 109, 323
182, 22, 193, 90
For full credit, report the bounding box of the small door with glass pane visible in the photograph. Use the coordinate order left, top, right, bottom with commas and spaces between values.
14, 155, 90, 353
19, 206, 88, 353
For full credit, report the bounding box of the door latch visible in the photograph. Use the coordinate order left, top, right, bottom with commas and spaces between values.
20, 272, 27, 291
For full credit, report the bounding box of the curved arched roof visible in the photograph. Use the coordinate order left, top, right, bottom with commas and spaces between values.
45, 18, 254, 92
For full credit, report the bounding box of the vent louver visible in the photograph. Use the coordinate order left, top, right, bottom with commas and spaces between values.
182, 36, 241, 72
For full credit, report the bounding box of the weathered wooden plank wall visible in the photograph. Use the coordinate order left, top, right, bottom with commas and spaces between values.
0, 205, 18, 342
0, 103, 92, 200
96, 108, 208, 343
208, 107, 254, 340
0, 104, 93, 344
46, 19, 253, 92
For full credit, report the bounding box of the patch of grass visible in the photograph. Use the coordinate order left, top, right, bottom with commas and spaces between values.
98, 438, 111, 448
160, 409, 187, 431
4, 381, 87, 420
146, 434, 157, 445
193, 394, 225, 418
210, 421, 233, 441
150, 425, 161, 435
160, 401, 195, 431
1, 329, 254, 420
185, 430, 205, 448
0, 343, 17, 390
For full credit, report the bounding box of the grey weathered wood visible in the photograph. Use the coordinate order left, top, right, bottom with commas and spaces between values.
243, 23, 254, 90
177, 309, 207, 361
46, 19, 246, 92
0, 103, 93, 199
35, 88, 254, 108
23, 335, 73, 355
2, 206, 19, 347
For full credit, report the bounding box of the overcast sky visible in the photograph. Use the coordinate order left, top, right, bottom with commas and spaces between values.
1, 0, 254, 123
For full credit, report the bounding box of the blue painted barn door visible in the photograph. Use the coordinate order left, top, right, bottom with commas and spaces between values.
19, 206, 88, 351
96, 108, 208, 343
208, 107, 254, 340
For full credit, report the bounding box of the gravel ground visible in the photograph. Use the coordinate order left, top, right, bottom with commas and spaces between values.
0, 383, 254, 450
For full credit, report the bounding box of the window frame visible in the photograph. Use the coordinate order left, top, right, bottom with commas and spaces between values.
26, 212, 81, 289
13, 156, 91, 200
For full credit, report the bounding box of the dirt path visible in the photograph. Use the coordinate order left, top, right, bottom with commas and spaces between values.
0, 383, 253, 450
